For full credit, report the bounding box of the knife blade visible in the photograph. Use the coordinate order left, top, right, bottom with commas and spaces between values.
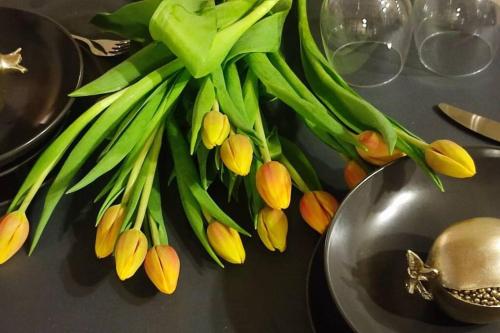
438, 103, 500, 143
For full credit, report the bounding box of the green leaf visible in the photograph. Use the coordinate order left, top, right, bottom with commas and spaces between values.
70, 42, 173, 97
68, 79, 170, 193
242, 69, 260, 127
296, 0, 396, 151
212, 67, 254, 134
8, 90, 126, 213
176, 174, 224, 267
197, 146, 214, 190
91, 0, 162, 42
29, 62, 182, 254
148, 174, 168, 245
224, 62, 245, 116
279, 136, 322, 191
214, 0, 256, 29
266, 128, 282, 159
190, 77, 215, 154
246, 52, 357, 146
243, 159, 263, 229
225, 6, 289, 62
166, 118, 250, 236
150, 0, 280, 77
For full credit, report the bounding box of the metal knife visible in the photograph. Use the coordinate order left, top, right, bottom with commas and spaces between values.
438, 103, 500, 143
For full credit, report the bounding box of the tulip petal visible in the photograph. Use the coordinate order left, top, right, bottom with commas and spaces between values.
207, 222, 245, 264
426, 140, 475, 178
115, 229, 148, 280
144, 245, 180, 294
0, 211, 29, 264
256, 161, 291, 209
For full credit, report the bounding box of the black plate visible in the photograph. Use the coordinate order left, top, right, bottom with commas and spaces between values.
325, 146, 500, 333
0, 7, 82, 167
307, 237, 352, 332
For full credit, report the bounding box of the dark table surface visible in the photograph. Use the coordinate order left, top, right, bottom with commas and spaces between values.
0, 1, 499, 332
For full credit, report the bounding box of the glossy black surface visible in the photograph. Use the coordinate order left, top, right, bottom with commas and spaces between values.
325, 147, 500, 333
0, 0, 498, 332
0, 7, 82, 167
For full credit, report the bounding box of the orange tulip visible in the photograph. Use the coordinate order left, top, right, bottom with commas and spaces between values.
220, 134, 253, 176
356, 131, 404, 166
95, 205, 124, 258
144, 245, 181, 294
344, 160, 368, 190
300, 191, 339, 234
257, 207, 288, 252
207, 222, 245, 264
425, 140, 476, 178
256, 161, 292, 209
114, 229, 148, 280
201, 109, 230, 149
0, 211, 29, 264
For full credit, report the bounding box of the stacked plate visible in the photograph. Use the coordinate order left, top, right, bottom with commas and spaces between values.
0, 7, 82, 207
307, 147, 500, 333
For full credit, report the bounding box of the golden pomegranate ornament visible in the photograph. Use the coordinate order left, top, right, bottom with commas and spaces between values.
406, 217, 500, 324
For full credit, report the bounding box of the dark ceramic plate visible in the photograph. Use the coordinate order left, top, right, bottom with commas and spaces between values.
325, 146, 500, 333
306, 236, 352, 333
0, 7, 82, 167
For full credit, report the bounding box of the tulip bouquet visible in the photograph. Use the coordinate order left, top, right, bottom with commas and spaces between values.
0, 0, 475, 294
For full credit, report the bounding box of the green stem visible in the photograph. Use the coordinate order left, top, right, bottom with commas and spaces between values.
280, 156, 310, 193
122, 129, 157, 204
12, 90, 127, 213
396, 128, 429, 151
133, 125, 164, 230
254, 110, 272, 163
148, 214, 162, 246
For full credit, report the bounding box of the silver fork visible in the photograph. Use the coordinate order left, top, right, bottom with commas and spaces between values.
71, 34, 131, 57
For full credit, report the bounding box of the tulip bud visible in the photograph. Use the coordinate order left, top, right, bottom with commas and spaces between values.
257, 207, 288, 253
201, 109, 230, 149
356, 131, 404, 166
256, 161, 292, 209
95, 205, 124, 259
425, 140, 476, 178
207, 222, 245, 264
220, 134, 253, 176
115, 229, 148, 280
300, 191, 339, 234
0, 211, 29, 264
344, 160, 368, 190
144, 245, 180, 295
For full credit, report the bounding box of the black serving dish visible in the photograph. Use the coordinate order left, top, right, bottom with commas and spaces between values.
324, 147, 500, 333
0, 7, 82, 168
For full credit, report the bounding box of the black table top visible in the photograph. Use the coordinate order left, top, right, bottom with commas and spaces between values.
0, 1, 499, 332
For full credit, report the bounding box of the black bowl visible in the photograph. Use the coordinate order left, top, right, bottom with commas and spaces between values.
324, 146, 500, 333
0, 7, 82, 168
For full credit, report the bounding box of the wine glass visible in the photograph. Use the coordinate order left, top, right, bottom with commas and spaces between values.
320, 0, 413, 88
413, 0, 499, 77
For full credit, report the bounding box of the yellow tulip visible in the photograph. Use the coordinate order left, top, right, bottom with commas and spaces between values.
114, 229, 148, 280
344, 160, 368, 190
207, 222, 245, 264
201, 110, 230, 149
356, 131, 404, 166
0, 211, 29, 264
95, 205, 125, 259
299, 191, 339, 234
144, 245, 180, 294
425, 140, 476, 178
256, 161, 292, 209
257, 207, 288, 253
220, 134, 253, 176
